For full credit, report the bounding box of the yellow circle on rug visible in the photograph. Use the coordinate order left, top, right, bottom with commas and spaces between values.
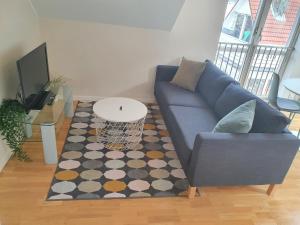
55, 170, 79, 180
146, 150, 164, 159
153, 114, 162, 119
144, 124, 156, 130
159, 130, 170, 137
103, 180, 126, 192
105, 143, 125, 150
88, 129, 96, 135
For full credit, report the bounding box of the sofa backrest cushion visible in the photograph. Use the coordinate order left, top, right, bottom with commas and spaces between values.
155, 65, 179, 84
214, 83, 290, 133
195, 60, 237, 108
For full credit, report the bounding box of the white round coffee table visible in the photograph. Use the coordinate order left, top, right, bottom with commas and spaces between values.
93, 97, 147, 150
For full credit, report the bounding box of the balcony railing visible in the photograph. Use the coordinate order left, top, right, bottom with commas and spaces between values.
215, 42, 290, 97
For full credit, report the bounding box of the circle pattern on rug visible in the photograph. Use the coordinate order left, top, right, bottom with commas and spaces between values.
67, 135, 86, 143
104, 169, 126, 180
149, 169, 169, 179
71, 123, 88, 129
148, 159, 167, 168
80, 170, 103, 180
146, 150, 164, 159
105, 160, 126, 169
64, 143, 84, 151
84, 151, 104, 160
69, 129, 87, 136
47, 102, 189, 200
171, 169, 186, 179
128, 169, 148, 179
103, 180, 126, 192
143, 136, 160, 143
127, 160, 146, 169
78, 102, 92, 108
51, 181, 76, 193
78, 181, 102, 192
126, 151, 145, 159
86, 143, 104, 151
104, 193, 126, 198
105, 151, 125, 159
143, 130, 158, 136
62, 151, 82, 160
165, 151, 178, 159
128, 180, 150, 192
59, 160, 81, 170
55, 170, 79, 180
151, 180, 173, 191
82, 160, 103, 169
75, 112, 90, 117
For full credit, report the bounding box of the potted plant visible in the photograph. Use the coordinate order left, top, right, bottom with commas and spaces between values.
0, 99, 30, 161
49, 75, 67, 94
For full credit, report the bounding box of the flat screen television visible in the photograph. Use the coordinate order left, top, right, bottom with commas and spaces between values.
17, 43, 50, 110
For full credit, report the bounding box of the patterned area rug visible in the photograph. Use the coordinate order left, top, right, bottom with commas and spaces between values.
47, 101, 189, 200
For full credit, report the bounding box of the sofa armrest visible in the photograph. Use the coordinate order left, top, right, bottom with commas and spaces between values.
187, 132, 300, 187
155, 65, 178, 84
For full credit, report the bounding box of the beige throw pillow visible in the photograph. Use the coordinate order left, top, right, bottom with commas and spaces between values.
171, 57, 206, 91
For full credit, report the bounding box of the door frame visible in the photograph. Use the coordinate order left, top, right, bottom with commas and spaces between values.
238, 0, 300, 85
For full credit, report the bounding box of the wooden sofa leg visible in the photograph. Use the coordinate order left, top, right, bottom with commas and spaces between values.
187, 186, 197, 199
267, 184, 276, 196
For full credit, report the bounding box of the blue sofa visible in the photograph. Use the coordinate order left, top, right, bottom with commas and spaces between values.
154, 60, 300, 198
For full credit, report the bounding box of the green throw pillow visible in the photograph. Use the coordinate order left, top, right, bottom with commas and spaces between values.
213, 100, 256, 133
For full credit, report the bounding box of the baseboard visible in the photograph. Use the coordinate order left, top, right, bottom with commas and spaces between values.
74, 95, 156, 103
0, 139, 12, 172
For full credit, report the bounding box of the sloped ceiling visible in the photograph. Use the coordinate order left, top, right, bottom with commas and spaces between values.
30, 0, 186, 31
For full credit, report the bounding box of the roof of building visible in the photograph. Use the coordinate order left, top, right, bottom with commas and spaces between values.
249, 0, 300, 45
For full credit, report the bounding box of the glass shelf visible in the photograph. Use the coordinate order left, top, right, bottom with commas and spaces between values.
0, 85, 74, 164
0, 86, 73, 142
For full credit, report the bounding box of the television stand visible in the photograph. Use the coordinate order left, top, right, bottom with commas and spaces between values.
24, 86, 73, 164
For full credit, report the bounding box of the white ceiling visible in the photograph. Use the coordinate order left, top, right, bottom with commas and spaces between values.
30, 0, 186, 31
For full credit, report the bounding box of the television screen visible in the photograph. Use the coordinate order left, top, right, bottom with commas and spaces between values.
17, 43, 50, 108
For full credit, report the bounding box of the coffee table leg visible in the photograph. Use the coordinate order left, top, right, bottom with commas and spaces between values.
40, 124, 58, 164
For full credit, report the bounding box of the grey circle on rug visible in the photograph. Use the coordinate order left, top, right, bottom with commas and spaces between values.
145, 143, 162, 150
76, 107, 93, 112
145, 118, 154, 124
73, 117, 90, 123
76, 193, 100, 199
174, 179, 189, 190
154, 191, 175, 197
82, 160, 104, 169
64, 143, 85, 151
127, 169, 149, 179
77, 102, 93, 108
130, 192, 151, 198
69, 129, 87, 136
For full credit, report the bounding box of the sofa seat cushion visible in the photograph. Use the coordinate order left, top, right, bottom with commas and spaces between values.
195, 60, 238, 108
214, 84, 290, 133
168, 105, 218, 164
155, 82, 209, 108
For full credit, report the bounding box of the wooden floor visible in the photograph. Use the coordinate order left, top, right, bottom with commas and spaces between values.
0, 115, 300, 225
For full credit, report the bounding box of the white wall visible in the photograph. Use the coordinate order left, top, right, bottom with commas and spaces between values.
40, 0, 227, 102
0, 0, 41, 171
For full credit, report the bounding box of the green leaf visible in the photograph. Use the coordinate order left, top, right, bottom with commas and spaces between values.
0, 99, 30, 161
